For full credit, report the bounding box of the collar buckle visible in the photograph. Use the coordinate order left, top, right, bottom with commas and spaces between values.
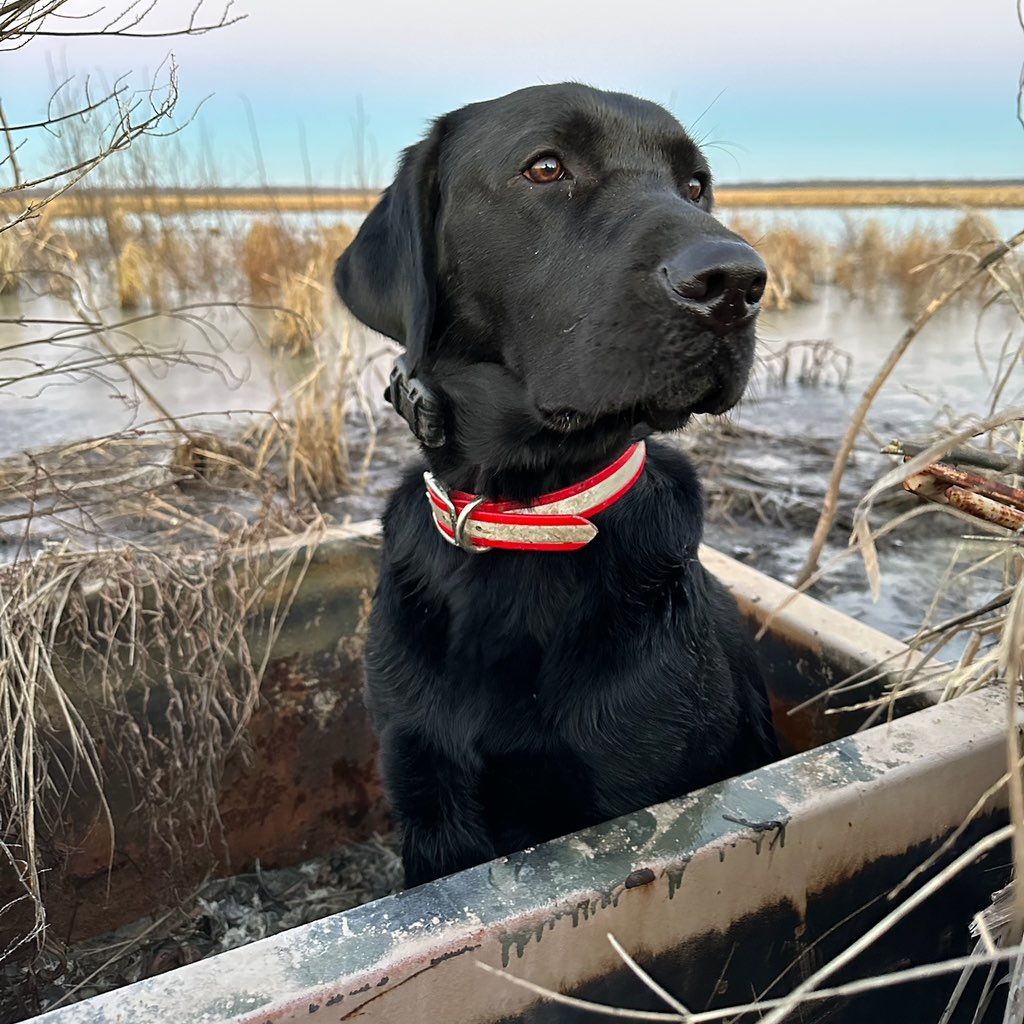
424, 472, 490, 554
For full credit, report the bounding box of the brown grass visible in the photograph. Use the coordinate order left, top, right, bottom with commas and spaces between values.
241, 220, 304, 302
0, 525, 320, 969
268, 224, 355, 354
7, 182, 1024, 221
237, 221, 355, 353
716, 183, 1024, 209
725, 216, 821, 310
115, 239, 161, 310
244, 322, 354, 502
888, 228, 948, 316
0, 225, 24, 296
834, 218, 892, 306
724, 212, 1021, 316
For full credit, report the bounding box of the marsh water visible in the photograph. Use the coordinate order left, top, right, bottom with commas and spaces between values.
1, 206, 1022, 643
2, 206, 1022, 1020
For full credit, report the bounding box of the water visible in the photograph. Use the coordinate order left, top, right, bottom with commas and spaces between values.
705, 282, 1020, 642
0, 297, 278, 452
1, 205, 1019, 644
0, 295, 392, 455
721, 205, 1024, 241
745, 281, 1024, 439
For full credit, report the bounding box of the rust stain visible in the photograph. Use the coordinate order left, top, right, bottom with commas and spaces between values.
922, 462, 1024, 512
904, 461, 1024, 532
946, 486, 1024, 531
623, 867, 656, 889
29, 650, 386, 943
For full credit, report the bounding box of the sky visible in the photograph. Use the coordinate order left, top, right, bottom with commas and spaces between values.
4, 0, 1024, 187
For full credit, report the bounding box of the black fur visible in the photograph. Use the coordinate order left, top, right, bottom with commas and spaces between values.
335, 83, 779, 887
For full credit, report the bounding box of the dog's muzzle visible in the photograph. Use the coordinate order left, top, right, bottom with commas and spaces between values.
423, 442, 646, 554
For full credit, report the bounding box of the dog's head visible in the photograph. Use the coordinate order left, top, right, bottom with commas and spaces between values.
336, 84, 764, 482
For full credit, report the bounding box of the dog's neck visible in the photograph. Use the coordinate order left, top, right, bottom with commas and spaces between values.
424, 360, 640, 502
425, 426, 637, 502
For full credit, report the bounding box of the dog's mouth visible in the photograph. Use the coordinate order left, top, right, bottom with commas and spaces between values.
539, 351, 747, 435
541, 408, 594, 434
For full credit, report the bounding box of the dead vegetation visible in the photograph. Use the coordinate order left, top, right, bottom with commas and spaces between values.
5, 181, 1024, 223
0, 4, 381, 1005
5, 835, 401, 1014
725, 216, 821, 310
759, 339, 853, 389
242, 221, 355, 353
0, 525, 319, 951
716, 182, 1024, 209
723, 211, 1018, 315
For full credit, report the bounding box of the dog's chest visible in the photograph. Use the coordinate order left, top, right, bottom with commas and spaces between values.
439, 557, 671, 753
444, 578, 568, 746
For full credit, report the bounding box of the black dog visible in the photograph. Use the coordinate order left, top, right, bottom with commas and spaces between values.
335, 83, 778, 887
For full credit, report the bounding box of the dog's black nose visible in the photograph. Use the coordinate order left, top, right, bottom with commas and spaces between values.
662, 239, 767, 328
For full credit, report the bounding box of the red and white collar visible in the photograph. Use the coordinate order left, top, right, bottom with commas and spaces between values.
424, 441, 646, 553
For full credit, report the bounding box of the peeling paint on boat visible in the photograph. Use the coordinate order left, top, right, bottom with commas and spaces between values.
29, 527, 1015, 1024
37, 682, 1010, 1024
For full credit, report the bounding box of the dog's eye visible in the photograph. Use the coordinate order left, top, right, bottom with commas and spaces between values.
687, 176, 705, 202
524, 155, 567, 184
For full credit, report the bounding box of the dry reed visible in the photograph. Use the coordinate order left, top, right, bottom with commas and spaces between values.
724, 216, 821, 310
243, 322, 355, 502
0, 523, 321, 968
7, 181, 1024, 222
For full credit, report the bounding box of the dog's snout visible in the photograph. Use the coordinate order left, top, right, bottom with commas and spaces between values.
662, 239, 767, 328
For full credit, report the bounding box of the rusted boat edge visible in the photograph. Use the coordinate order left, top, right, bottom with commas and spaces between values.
700, 544, 922, 682
32, 521, 1013, 1024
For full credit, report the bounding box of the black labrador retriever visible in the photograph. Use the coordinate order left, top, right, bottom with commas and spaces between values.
334, 83, 778, 887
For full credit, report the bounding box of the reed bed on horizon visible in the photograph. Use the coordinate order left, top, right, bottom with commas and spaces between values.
11, 198, 1007, 326
722, 209, 1011, 314
4, 180, 1024, 220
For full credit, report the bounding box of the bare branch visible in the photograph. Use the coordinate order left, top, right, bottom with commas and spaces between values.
796, 227, 1024, 586
0, 82, 129, 131
0, 0, 244, 46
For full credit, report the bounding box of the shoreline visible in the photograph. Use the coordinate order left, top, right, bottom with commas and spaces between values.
6, 181, 1024, 219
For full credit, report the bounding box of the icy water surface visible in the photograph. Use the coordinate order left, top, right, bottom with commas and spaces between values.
722, 204, 1024, 241
706, 285, 1020, 639
1, 203, 1021, 639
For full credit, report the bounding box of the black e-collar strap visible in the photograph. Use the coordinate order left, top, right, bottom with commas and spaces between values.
385, 355, 447, 448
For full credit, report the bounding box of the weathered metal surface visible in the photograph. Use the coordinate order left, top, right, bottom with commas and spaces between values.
34, 684, 1011, 1024
18, 522, 1011, 1023
17, 523, 924, 945
700, 544, 932, 751
4, 523, 388, 945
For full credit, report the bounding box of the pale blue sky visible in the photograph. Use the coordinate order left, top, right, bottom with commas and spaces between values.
4, 0, 1024, 186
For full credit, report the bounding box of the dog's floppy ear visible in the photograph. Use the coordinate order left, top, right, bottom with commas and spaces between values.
334, 118, 447, 446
